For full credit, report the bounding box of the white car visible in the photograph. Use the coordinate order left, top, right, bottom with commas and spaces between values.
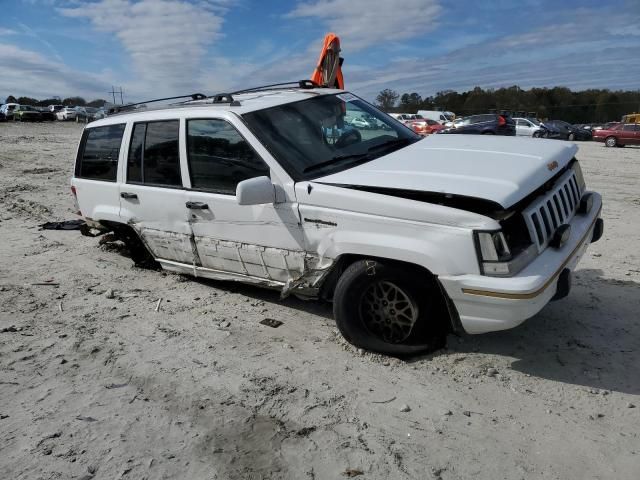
514, 117, 543, 137
56, 107, 77, 121
417, 110, 455, 125
71, 85, 603, 355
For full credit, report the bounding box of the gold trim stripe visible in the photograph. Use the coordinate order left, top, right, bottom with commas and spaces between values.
461, 207, 602, 300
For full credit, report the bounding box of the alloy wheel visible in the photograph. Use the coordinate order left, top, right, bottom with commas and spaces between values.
359, 281, 419, 343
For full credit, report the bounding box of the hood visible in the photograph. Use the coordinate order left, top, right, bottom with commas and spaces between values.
313, 135, 578, 208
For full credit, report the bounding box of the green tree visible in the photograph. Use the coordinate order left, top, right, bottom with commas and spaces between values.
376, 89, 399, 111
86, 99, 108, 108
5, 95, 17, 103
62, 96, 86, 106
17, 96, 39, 106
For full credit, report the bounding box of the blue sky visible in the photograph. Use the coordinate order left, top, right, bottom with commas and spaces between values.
1, 0, 639, 103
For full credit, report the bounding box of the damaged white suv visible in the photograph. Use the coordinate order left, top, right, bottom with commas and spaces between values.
71, 83, 603, 355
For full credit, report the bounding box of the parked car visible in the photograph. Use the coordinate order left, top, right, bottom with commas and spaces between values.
75, 106, 100, 123
409, 118, 445, 136
71, 84, 603, 355
439, 114, 516, 136
592, 123, 640, 147
0, 110, 5, 122
36, 107, 56, 121
0, 103, 19, 120
514, 117, 543, 137
13, 105, 41, 122
542, 120, 592, 141
56, 107, 77, 121
346, 116, 373, 129
49, 104, 64, 113
94, 108, 107, 120
417, 110, 455, 125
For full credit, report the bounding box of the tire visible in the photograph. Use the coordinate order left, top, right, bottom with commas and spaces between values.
333, 259, 447, 356
109, 224, 160, 270
605, 136, 617, 148
481, 131, 495, 135
532, 131, 541, 138
568, 133, 575, 141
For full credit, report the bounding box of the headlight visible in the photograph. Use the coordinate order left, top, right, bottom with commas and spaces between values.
573, 161, 586, 192
475, 230, 537, 276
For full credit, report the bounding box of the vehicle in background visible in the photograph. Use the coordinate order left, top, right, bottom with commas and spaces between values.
592, 123, 640, 147
0, 110, 5, 122
94, 108, 107, 120
514, 117, 543, 137
410, 118, 445, 136
36, 107, 56, 121
439, 114, 516, 136
75, 106, 100, 123
542, 120, 592, 141
48, 105, 64, 113
12, 105, 41, 122
0, 103, 19, 120
621, 113, 640, 124
346, 116, 373, 129
56, 106, 77, 121
417, 110, 455, 125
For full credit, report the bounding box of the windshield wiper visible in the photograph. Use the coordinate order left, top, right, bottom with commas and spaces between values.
303, 152, 370, 174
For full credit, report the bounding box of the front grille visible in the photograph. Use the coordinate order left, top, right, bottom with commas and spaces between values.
523, 168, 582, 252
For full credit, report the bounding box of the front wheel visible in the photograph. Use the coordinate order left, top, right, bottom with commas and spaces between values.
605, 136, 617, 147
333, 260, 446, 356
533, 131, 541, 138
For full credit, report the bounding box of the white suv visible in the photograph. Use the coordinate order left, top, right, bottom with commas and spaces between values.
71, 84, 603, 355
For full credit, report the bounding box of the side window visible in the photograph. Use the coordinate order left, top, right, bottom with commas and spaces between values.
622, 124, 635, 131
126, 120, 181, 187
187, 119, 270, 195
76, 124, 125, 181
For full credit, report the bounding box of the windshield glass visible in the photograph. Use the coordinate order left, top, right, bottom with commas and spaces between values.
242, 93, 420, 181
528, 118, 541, 126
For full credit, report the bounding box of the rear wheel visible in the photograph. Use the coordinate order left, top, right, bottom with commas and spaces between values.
605, 136, 617, 147
333, 260, 447, 356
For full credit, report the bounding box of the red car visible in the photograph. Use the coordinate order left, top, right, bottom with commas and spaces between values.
592, 123, 640, 147
409, 118, 445, 136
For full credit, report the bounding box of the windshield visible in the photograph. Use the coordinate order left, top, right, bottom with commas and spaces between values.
528, 118, 541, 126
243, 93, 420, 181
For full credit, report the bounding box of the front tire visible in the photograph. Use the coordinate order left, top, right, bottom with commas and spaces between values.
333, 260, 446, 356
605, 136, 617, 147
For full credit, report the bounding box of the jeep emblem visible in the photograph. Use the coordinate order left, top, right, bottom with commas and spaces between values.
547, 161, 559, 171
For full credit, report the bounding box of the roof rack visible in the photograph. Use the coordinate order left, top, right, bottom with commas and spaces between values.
232, 79, 321, 95
108, 93, 207, 114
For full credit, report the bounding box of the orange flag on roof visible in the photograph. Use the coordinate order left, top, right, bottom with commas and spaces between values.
311, 33, 344, 89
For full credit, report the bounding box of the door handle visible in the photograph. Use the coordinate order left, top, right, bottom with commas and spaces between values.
120, 192, 138, 199
186, 201, 209, 210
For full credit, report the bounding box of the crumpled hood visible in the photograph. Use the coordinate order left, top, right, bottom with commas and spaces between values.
313, 134, 578, 208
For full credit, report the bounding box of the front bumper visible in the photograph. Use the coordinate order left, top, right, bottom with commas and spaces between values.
440, 193, 602, 334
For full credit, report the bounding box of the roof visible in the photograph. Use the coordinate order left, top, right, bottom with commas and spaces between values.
89, 87, 344, 128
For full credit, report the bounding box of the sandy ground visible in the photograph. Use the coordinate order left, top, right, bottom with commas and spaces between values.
0, 121, 639, 480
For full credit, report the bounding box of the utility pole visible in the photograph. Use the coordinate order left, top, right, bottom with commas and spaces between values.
109, 86, 124, 105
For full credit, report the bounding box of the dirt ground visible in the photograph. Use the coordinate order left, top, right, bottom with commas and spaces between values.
1, 121, 639, 480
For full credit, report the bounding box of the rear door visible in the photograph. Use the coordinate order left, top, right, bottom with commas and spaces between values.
73, 123, 126, 223
619, 124, 639, 144
118, 119, 194, 266
183, 117, 306, 284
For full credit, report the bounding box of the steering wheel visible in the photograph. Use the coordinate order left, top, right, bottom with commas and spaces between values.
335, 128, 362, 149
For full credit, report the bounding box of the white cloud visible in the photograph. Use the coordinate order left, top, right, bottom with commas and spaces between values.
287, 0, 442, 50
0, 28, 18, 36
59, 0, 229, 95
0, 43, 113, 99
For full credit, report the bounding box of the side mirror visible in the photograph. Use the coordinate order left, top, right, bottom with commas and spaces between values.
236, 176, 275, 205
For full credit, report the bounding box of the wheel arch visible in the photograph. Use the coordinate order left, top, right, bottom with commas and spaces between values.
319, 253, 461, 334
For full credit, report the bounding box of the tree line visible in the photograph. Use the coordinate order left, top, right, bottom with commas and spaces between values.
376, 86, 640, 123
3, 95, 108, 108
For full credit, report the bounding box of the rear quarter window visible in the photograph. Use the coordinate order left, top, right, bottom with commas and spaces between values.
75, 124, 126, 181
